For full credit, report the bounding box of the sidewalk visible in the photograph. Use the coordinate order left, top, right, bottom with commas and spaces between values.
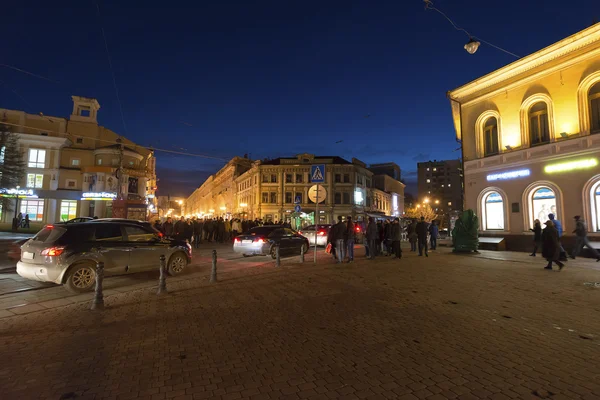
1, 247, 599, 399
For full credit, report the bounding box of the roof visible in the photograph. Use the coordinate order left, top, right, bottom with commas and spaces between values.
97, 143, 142, 154
261, 156, 351, 165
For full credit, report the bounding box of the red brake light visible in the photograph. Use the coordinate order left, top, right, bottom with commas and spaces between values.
317, 230, 326, 236
234, 237, 241, 243
46, 225, 54, 229
298, 231, 302, 235
355, 226, 361, 232
255, 238, 266, 243
41, 246, 65, 257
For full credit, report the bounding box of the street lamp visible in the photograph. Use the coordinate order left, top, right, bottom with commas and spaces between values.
464, 38, 480, 54
435, 200, 440, 204
424, 198, 430, 204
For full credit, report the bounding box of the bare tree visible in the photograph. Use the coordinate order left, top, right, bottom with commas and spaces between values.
0, 122, 26, 214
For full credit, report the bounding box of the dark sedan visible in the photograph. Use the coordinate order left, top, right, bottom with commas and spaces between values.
233, 225, 309, 258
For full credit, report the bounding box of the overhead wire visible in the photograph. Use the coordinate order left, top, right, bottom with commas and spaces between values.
423, 0, 520, 59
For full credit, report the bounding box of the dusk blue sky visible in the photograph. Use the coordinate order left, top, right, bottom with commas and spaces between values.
2, 1, 599, 196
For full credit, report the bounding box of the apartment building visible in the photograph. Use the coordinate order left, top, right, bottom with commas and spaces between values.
417, 159, 463, 214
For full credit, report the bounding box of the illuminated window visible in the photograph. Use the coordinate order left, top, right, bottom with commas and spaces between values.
483, 191, 504, 230
28, 149, 46, 168
426, 179, 430, 183
448, 202, 452, 206
295, 174, 303, 183
26, 174, 43, 188
433, 168, 437, 171
483, 117, 499, 156
270, 174, 277, 183
448, 184, 451, 187
270, 192, 277, 203
71, 158, 80, 166
60, 200, 77, 221
441, 184, 444, 188
20, 199, 45, 222
111, 158, 118, 166
262, 192, 269, 203
285, 174, 292, 183
590, 81, 600, 134
97, 159, 102, 165
426, 168, 430, 171
529, 102, 550, 145
531, 187, 557, 227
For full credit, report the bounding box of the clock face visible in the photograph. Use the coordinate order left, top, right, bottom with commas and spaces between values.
308, 185, 327, 204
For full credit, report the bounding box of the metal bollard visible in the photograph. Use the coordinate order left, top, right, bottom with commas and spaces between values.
300, 244, 305, 263
157, 255, 167, 295
210, 250, 218, 283
275, 244, 281, 267
90, 261, 105, 310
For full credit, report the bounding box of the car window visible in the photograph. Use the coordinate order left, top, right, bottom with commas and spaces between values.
59, 226, 95, 244
94, 224, 124, 241
33, 226, 67, 243
284, 228, 295, 236
248, 227, 277, 236
124, 225, 157, 242
268, 228, 285, 238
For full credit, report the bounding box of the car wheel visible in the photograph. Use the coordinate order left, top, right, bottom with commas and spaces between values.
301, 243, 308, 254
167, 252, 188, 276
64, 263, 96, 293
270, 246, 277, 259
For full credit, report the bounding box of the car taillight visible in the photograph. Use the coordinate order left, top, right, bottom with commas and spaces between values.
46, 224, 54, 229
41, 246, 65, 257
355, 226, 361, 232
298, 231, 302, 235
317, 230, 326, 236
255, 238, 266, 243
234, 237, 241, 243
158, 232, 164, 238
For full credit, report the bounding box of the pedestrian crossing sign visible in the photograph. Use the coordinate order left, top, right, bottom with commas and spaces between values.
311, 164, 325, 183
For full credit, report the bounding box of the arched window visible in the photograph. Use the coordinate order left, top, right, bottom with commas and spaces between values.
529, 102, 550, 145
484, 117, 499, 156
592, 182, 600, 231
590, 81, 600, 134
483, 191, 504, 230
531, 187, 557, 226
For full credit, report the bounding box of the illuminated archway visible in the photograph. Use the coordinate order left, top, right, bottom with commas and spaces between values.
522, 181, 563, 230
477, 187, 509, 232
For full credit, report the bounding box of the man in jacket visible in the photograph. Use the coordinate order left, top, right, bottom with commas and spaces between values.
542, 220, 564, 270
548, 213, 567, 261
366, 217, 378, 259
571, 215, 600, 261
162, 217, 174, 238
346, 216, 355, 263
174, 216, 187, 241
193, 218, 203, 248
333, 216, 346, 263
428, 221, 439, 250
391, 218, 402, 259
415, 216, 429, 257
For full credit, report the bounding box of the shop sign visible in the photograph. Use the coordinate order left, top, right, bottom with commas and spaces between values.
486, 169, 530, 181
81, 192, 118, 200
0, 188, 38, 198
544, 158, 598, 173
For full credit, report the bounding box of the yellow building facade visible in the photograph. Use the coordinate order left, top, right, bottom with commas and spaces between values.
0, 96, 157, 229
448, 23, 600, 246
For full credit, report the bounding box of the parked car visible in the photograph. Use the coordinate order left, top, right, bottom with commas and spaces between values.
298, 224, 332, 247
16, 221, 192, 293
233, 225, 309, 258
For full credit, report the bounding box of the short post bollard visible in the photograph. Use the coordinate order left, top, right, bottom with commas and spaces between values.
275, 244, 281, 268
300, 244, 305, 263
210, 250, 218, 283
90, 261, 105, 311
157, 255, 167, 295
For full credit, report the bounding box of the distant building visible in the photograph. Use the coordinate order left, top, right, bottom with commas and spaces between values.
369, 162, 402, 181
417, 159, 462, 214
372, 174, 405, 217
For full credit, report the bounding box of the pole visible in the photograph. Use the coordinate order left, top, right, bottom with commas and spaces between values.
300, 243, 305, 263
314, 185, 319, 264
157, 255, 167, 295
90, 261, 105, 310
210, 250, 217, 283
275, 244, 281, 267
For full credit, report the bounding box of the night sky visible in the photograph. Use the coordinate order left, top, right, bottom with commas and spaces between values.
2, 1, 599, 197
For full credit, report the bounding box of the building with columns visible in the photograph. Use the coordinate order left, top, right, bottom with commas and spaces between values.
0, 96, 156, 229
448, 23, 600, 250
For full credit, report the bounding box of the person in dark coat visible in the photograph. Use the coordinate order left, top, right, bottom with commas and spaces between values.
383, 221, 392, 256
333, 216, 346, 263
174, 216, 187, 241
205, 219, 214, 242
153, 219, 163, 234
391, 218, 402, 259
345, 216, 355, 263
542, 220, 564, 270
428, 221, 439, 250
366, 217, 378, 259
529, 219, 542, 256
415, 216, 429, 257
326, 224, 337, 260
184, 219, 194, 243
193, 218, 203, 248
216, 218, 225, 243
162, 217, 174, 238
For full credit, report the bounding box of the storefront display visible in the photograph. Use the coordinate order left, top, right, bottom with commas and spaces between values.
484, 192, 504, 230
532, 187, 556, 224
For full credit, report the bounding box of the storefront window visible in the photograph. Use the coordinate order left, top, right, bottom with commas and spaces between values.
60, 200, 77, 222
484, 191, 504, 230
594, 184, 600, 232
532, 187, 556, 225
20, 199, 45, 222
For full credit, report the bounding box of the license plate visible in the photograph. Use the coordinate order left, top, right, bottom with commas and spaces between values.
23, 252, 34, 260
242, 240, 253, 244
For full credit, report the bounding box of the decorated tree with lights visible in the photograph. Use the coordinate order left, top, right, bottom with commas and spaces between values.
0, 122, 26, 214
404, 204, 438, 222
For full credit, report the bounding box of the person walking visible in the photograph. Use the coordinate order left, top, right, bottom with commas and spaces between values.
162, 217, 174, 238
193, 218, 203, 248
391, 218, 402, 259
407, 220, 417, 252
224, 218, 232, 242
217, 218, 225, 243
428, 220, 439, 250
346, 216, 355, 263
548, 213, 567, 261
333, 216, 346, 263
184, 219, 194, 243
383, 220, 392, 256
205, 218, 214, 242
542, 220, 564, 270
570, 215, 600, 261
326, 224, 337, 260
529, 219, 542, 256
174, 216, 187, 241
366, 217, 378, 260
415, 217, 429, 257
232, 219, 241, 239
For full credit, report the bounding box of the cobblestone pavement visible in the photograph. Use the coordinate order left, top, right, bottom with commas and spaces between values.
1, 247, 600, 400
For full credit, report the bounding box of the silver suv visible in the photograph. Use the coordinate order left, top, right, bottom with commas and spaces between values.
17, 221, 192, 293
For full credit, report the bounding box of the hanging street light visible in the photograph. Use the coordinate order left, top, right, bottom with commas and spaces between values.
464, 38, 480, 54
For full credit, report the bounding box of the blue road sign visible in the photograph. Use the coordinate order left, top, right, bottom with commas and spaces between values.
294, 205, 301, 213
294, 195, 301, 204
311, 164, 325, 183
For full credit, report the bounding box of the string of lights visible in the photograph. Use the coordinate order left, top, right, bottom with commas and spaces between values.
423, 0, 520, 58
